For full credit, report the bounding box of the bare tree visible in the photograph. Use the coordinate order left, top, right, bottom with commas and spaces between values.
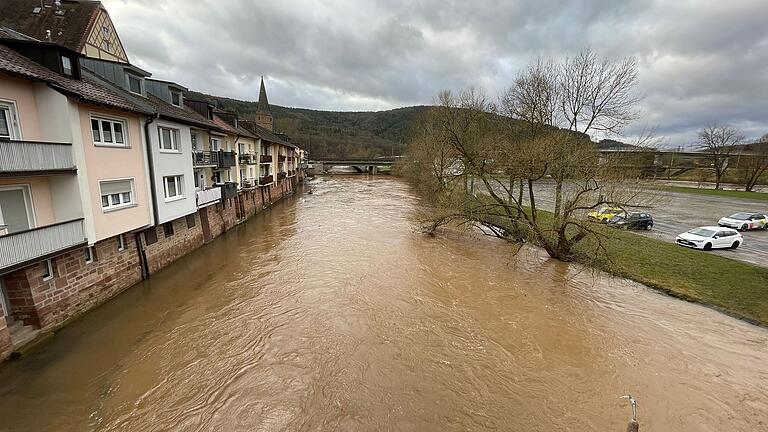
405, 50, 652, 263
697, 124, 745, 189
739, 133, 768, 192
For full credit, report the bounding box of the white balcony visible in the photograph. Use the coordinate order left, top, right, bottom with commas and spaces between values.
0, 218, 86, 272
196, 187, 221, 208
0, 140, 75, 174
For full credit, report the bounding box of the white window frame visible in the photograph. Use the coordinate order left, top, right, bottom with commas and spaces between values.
61, 55, 73, 77
99, 178, 135, 212
84, 246, 95, 264
116, 234, 125, 251
163, 175, 184, 202
41, 259, 54, 282
126, 74, 143, 95
210, 137, 221, 151
90, 114, 129, 148
158, 126, 181, 153
170, 90, 182, 107
0, 184, 37, 230
0, 99, 22, 140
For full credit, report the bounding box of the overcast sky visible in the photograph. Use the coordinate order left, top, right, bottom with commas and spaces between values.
104, 0, 768, 146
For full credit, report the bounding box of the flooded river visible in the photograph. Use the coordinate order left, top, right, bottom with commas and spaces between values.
1, 177, 767, 431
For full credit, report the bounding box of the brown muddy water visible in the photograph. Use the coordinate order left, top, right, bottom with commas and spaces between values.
0, 177, 767, 432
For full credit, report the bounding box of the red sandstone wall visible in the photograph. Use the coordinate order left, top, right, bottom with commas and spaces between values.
143, 214, 205, 275
0, 316, 11, 360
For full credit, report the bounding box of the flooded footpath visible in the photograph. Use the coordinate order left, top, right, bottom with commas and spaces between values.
0, 177, 766, 431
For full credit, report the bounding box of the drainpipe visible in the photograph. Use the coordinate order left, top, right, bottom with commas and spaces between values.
143, 114, 160, 225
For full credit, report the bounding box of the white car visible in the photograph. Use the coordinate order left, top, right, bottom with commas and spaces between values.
676, 226, 743, 250
717, 212, 768, 231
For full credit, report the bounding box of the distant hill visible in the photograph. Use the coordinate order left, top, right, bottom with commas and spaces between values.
185, 91, 429, 159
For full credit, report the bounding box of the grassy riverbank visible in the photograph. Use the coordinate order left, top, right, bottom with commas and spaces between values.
662, 185, 768, 202
583, 226, 768, 326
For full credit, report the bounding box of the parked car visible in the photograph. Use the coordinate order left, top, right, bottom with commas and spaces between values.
676, 226, 743, 250
587, 206, 625, 223
607, 212, 654, 230
717, 212, 768, 231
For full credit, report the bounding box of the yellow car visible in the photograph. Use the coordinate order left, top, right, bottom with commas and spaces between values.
587, 206, 625, 223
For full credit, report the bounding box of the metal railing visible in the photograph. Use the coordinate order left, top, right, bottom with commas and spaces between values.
239, 153, 256, 165
0, 218, 86, 271
260, 154, 273, 164
0, 139, 75, 173
192, 150, 219, 167
259, 175, 273, 186
218, 151, 236, 168
196, 187, 221, 208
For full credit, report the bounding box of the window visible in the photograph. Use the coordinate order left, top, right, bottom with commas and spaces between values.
143, 227, 157, 245
158, 126, 180, 152
186, 214, 196, 228
210, 137, 221, 151
41, 259, 54, 281
61, 56, 73, 77
84, 246, 95, 264
171, 90, 182, 107
127, 74, 142, 94
102, 40, 112, 51
117, 234, 125, 251
102, 26, 111, 37
91, 116, 127, 147
0, 102, 21, 140
163, 175, 184, 201
163, 222, 174, 237
100, 179, 134, 211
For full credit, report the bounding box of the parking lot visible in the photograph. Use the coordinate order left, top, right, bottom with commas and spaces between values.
640, 190, 768, 268
485, 181, 768, 268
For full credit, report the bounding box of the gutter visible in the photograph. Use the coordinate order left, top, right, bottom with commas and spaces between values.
143, 113, 160, 224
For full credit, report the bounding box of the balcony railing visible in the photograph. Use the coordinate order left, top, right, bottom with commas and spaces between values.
259, 175, 273, 186
218, 182, 238, 200
260, 154, 273, 164
192, 150, 219, 167
0, 218, 86, 272
278, 155, 287, 162
277, 171, 287, 181
239, 153, 257, 165
0, 139, 75, 174
241, 179, 256, 189
196, 187, 221, 208
219, 151, 236, 168
287, 170, 296, 177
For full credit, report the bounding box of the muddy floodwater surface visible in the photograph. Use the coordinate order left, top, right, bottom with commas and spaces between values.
0, 177, 767, 431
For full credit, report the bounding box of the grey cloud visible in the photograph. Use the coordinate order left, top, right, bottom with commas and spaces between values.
105, 0, 768, 144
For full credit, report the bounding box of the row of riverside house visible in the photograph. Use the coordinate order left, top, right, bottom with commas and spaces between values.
0, 0, 307, 361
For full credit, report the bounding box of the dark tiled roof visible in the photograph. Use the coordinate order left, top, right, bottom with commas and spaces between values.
0, 0, 101, 52
0, 43, 151, 114
148, 95, 224, 132
239, 119, 296, 148
256, 76, 270, 114
213, 111, 258, 139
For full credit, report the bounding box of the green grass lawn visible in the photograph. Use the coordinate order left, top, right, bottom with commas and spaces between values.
586, 226, 768, 326
662, 185, 768, 202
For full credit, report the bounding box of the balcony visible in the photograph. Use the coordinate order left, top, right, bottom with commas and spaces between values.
0, 218, 86, 272
277, 171, 287, 181
196, 187, 221, 208
278, 155, 287, 162
240, 179, 256, 189
287, 170, 296, 177
238, 153, 257, 165
218, 151, 236, 168
218, 182, 238, 200
192, 150, 219, 167
0, 139, 75, 175
260, 154, 273, 164
259, 175, 273, 186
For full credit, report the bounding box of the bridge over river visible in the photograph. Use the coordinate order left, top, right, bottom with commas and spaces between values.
308, 157, 398, 174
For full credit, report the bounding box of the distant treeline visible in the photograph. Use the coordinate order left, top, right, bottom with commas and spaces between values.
186, 91, 429, 159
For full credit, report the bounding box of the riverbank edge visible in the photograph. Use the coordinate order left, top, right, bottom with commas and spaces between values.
660, 185, 768, 202
1, 182, 302, 363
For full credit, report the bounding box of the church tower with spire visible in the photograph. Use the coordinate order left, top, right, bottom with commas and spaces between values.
255, 76, 274, 131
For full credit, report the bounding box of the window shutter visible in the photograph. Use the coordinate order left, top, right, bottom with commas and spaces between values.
100, 180, 132, 195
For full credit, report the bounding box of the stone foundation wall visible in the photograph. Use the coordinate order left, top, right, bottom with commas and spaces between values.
0, 316, 11, 360
144, 214, 205, 275
1, 235, 142, 331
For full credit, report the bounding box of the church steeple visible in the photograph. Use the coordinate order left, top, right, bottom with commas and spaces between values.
255, 76, 274, 131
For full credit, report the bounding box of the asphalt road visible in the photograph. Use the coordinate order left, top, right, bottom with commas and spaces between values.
480, 180, 768, 268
